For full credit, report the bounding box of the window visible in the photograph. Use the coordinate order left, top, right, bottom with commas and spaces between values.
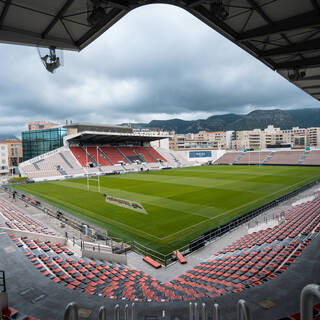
1, 146, 5, 150
22, 127, 67, 161
2, 160, 5, 164
1, 153, 5, 157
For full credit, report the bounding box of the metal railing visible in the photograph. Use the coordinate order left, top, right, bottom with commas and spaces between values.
237, 300, 252, 320
63, 284, 320, 320
64, 302, 78, 320
64, 301, 238, 320
301, 284, 320, 320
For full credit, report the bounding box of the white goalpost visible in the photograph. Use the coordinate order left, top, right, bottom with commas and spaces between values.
86, 146, 101, 193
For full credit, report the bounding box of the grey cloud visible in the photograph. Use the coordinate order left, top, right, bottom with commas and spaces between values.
0, 4, 318, 136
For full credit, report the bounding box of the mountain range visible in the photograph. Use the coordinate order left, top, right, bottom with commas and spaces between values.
0, 135, 19, 141
123, 108, 320, 134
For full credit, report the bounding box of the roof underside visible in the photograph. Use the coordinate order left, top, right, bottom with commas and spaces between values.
1, 1, 320, 102
66, 131, 168, 144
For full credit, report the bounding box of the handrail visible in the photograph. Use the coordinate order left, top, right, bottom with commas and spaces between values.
213, 303, 221, 320
201, 303, 207, 320
194, 302, 199, 320
131, 303, 135, 320
237, 300, 252, 320
301, 284, 320, 320
63, 286, 320, 320
189, 302, 210, 320
114, 304, 120, 320
124, 304, 129, 320
64, 302, 78, 320
98, 306, 106, 320
189, 302, 193, 320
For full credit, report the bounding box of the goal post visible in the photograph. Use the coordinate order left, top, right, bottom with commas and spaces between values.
86, 146, 101, 193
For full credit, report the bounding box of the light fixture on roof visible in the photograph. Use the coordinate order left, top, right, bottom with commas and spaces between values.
37, 46, 63, 74
288, 68, 306, 81
211, 0, 230, 20
87, 0, 107, 26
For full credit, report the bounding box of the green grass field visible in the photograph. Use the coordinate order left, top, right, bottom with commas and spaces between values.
12, 165, 320, 255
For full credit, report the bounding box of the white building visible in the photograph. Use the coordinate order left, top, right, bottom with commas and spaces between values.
0, 144, 9, 175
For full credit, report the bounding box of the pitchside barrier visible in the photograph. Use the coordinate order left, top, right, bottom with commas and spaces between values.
2, 178, 320, 266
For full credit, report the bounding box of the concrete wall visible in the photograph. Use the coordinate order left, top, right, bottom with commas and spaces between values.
82, 242, 127, 264
151, 138, 170, 150
66, 239, 82, 256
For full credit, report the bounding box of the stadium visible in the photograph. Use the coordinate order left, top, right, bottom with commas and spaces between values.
1, 1, 320, 320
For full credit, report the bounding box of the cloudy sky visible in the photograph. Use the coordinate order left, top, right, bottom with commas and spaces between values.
0, 4, 319, 137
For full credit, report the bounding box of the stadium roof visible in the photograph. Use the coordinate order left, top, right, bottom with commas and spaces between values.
1, 1, 320, 102
65, 130, 171, 144
64, 122, 132, 133
64, 122, 130, 129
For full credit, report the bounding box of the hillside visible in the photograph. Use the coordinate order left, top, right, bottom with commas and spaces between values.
124, 108, 320, 133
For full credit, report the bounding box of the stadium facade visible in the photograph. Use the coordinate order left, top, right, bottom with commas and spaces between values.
19, 122, 198, 181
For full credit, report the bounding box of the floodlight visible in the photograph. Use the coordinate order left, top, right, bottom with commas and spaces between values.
37, 46, 63, 73
288, 68, 306, 81
211, 0, 229, 20
87, 0, 107, 26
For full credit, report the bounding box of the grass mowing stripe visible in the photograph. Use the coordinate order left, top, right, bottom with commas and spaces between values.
11, 165, 320, 254
51, 180, 221, 219
158, 174, 318, 241
117, 173, 281, 194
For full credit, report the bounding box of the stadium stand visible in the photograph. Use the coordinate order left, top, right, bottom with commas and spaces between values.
69, 146, 88, 167
0, 199, 56, 236
236, 151, 271, 164
153, 148, 180, 167
134, 146, 157, 163
218, 197, 320, 253
264, 151, 305, 165
214, 150, 320, 166
59, 149, 85, 173
144, 146, 167, 162
99, 147, 127, 165
84, 146, 102, 166
19, 143, 199, 181
214, 152, 243, 165
4, 192, 320, 304
118, 147, 141, 163
1, 228, 320, 319
173, 152, 197, 166
19, 147, 85, 179
302, 150, 320, 165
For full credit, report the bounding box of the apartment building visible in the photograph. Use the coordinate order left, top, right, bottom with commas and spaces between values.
0, 140, 22, 174
232, 129, 264, 150
170, 131, 227, 151
27, 121, 59, 131
232, 126, 320, 150
0, 143, 9, 175
307, 127, 320, 146
169, 125, 320, 151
